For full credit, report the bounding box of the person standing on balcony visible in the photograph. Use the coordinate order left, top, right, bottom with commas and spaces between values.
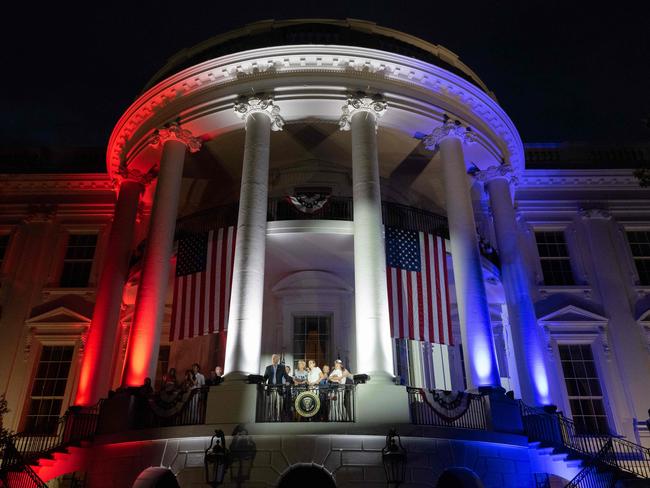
307, 360, 322, 387
263, 354, 290, 385
191, 363, 205, 388
263, 354, 290, 421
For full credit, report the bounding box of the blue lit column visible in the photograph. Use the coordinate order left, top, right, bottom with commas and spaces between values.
424, 117, 501, 389
478, 166, 552, 405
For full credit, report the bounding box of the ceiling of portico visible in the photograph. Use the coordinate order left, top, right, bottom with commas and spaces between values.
176, 121, 455, 217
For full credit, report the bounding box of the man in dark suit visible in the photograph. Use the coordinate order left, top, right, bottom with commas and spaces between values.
263, 354, 290, 385
263, 354, 290, 421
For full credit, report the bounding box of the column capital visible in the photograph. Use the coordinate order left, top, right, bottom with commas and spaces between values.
422, 115, 477, 149
150, 122, 202, 153
114, 167, 156, 190
234, 95, 284, 131
475, 164, 518, 186
578, 208, 612, 220
339, 93, 387, 131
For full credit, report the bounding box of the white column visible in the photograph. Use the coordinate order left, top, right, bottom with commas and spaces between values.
580, 209, 650, 436
479, 166, 552, 405
122, 123, 201, 386
340, 94, 394, 381
224, 96, 283, 378
424, 117, 501, 389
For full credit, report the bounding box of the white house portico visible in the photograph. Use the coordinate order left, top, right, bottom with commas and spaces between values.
2, 18, 650, 488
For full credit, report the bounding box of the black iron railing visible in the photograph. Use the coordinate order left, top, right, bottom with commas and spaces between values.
519, 402, 650, 480
407, 388, 488, 430
256, 384, 355, 422
134, 386, 210, 429
565, 440, 617, 488
0, 440, 47, 488
1, 403, 101, 470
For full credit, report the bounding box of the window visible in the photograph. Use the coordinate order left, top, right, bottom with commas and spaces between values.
535, 231, 575, 285
156, 345, 170, 389
558, 344, 609, 435
394, 339, 452, 390
60, 234, 97, 287
627, 231, 650, 285
293, 316, 330, 370
0, 234, 10, 270
25, 345, 74, 434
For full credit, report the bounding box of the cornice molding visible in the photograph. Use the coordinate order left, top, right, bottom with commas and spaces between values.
0, 175, 114, 194
107, 44, 523, 178
519, 170, 638, 188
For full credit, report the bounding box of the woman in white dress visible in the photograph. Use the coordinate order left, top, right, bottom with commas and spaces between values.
307, 359, 322, 388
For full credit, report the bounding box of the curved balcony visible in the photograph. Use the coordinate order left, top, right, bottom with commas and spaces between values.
171, 197, 499, 266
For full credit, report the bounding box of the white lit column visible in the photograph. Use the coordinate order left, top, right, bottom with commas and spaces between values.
122, 124, 201, 386
340, 94, 394, 381
224, 96, 283, 378
478, 166, 552, 405
423, 117, 501, 389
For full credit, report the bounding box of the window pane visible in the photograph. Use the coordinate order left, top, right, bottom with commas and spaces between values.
59, 234, 97, 287
26, 345, 74, 434
558, 344, 609, 435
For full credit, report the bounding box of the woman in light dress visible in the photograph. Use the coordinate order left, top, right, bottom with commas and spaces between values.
307, 359, 322, 387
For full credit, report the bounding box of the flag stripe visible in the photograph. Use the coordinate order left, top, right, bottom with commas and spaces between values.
170, 226, 236, 341
386, 228, 453, 346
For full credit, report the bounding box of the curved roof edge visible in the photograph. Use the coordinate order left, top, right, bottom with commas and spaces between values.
143, 18, 494, 97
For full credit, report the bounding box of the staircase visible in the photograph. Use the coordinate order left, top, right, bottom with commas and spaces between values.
519, 402, 650, 487
0, 403, 100, 488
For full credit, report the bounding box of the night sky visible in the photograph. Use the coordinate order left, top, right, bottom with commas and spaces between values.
1, 1, 649, 172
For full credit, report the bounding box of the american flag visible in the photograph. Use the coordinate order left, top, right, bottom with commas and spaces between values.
170, 227, 236, 341
385, 227, 453, 345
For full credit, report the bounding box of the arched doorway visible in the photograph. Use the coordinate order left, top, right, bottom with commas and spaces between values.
436, 467, 484, 488
278, 465, 336, 488
132, 467, 180, 488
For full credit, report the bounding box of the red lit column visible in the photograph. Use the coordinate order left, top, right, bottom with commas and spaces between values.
122, 124, 201, 386
75, 178, 144, 405
423, 116, 501, 389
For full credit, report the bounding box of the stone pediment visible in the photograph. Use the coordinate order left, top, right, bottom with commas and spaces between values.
27, 295, 94, 326
537, 305, 608, 325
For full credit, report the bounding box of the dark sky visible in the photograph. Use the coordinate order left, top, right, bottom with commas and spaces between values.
1, 1, 649, 160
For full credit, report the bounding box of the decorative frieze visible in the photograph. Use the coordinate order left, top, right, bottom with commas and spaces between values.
578, 208, 612, 220
422, 115, 477, 149
150, 122, 202, 153
338, 93, 387, 131
234, 95, 284, 131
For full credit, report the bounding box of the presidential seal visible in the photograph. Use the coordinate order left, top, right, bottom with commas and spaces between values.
294, 390, 321, 418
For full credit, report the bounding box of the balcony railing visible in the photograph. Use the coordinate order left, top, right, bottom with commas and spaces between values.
256, 384, 355, 423
132, 386, 210, 429
407, 388, 488, 430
